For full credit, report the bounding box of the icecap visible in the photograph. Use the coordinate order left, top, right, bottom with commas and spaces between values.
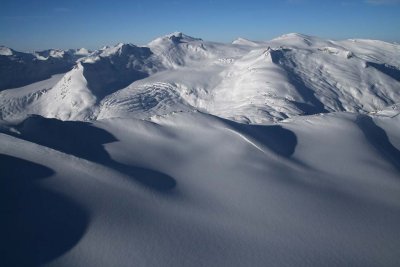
1, 32, 400, 267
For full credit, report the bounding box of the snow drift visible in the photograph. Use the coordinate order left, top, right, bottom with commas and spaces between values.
1, 111, 400, 266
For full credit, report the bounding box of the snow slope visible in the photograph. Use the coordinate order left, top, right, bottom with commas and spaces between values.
2, 32, 399, 122
1, 111, 400, 266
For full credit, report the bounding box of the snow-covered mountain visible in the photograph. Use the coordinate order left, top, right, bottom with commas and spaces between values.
0, 46, 90, 92
1, 32, 399, 122
1, 33, 400, 267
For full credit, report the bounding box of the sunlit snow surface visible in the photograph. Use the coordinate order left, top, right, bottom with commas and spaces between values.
1, 33, 400, 266
1, 32, 399, 122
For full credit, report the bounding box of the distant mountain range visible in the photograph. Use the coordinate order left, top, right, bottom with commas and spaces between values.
1, 32, 399, 123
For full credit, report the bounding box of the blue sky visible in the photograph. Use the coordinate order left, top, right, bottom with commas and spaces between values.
1, 0, 399, 51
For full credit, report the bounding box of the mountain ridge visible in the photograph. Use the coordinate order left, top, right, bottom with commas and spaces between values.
1, 32, 399, 122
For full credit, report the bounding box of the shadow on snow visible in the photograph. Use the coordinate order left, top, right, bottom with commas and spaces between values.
0, 154, 88, 266
357, 115, 400, 173
13, 115, 176, 192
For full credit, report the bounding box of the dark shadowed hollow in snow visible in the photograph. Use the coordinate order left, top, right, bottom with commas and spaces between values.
366, 62, 400, 82
0, 154, 88, 266
14, 115, 176, 191
82, 45, 156, 101
82, 60, 148, 101
221, 117, 298, 158
357, 115, 400, 172
270, 49, 328, 115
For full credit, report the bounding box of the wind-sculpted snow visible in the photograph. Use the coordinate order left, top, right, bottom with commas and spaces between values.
1, 111, 399, 266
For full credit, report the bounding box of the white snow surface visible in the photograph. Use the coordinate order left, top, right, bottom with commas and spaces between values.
0, 46, 13, 56
1, 33, 400, 266
1, 111, 400, 266
2, 32, 399, 122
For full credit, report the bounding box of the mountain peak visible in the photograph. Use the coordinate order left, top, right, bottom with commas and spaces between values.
232, 38, 259, 46
74, 48, 91, 56
98, 43, 136, 57
271, 33, 320, 47
166, 32, 201, 41
0, 46, 14, 56
275, 33, 311, 39
166, 32, 184, 38
149, 32, 202, 46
